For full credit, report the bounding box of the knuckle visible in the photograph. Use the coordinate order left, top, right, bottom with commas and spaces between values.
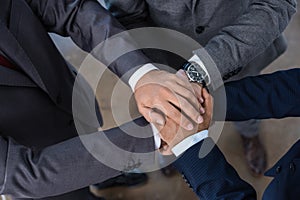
169, 74, 178, 82
162, 88, 174, 98
179, 99, 188, 109
186, 91, 195, 101
137, 104, 144, 114
178, 113, 187, 123
169, 110, 180, 119
181, 119, 190, 127
164, 80, 173, 87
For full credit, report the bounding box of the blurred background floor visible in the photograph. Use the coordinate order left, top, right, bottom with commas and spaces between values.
2, 2, 300, 200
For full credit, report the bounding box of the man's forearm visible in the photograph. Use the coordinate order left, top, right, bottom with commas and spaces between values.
26, 0, 152, 83
104, 0, 150, 29
0, 118, 154, 198
213, 69, 300, 121
0, 134, 119, 198
194, 0, 296, 88
174, 138, 257, 200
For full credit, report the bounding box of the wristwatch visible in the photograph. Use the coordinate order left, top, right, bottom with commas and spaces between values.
182, 61, 209, 87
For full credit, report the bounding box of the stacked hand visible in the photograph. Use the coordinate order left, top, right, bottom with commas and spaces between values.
134, 70, 205, 130
134, 69, 213, 155
158, 87, 213, 155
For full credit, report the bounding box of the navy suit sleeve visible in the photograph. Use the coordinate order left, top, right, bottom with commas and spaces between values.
173, 138, 256, 200
0, 118, 154, 198
213, 69, 300, 121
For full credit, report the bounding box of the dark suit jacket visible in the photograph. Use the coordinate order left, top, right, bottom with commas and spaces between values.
0, 0, 154, 198
104, 0, 296, 90
174, 69, 300, 200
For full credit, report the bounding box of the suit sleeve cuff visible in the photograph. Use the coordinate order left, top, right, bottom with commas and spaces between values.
172, 130, 209, 157
150, 123, 161, 149
128, 64, 159, 91
149, 123, 209, 154
189, 55, 211, 85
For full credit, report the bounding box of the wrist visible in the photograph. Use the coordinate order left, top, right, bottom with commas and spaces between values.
171, 130, 209, 156
128, 64, 159, 91
187, 55, 211, 86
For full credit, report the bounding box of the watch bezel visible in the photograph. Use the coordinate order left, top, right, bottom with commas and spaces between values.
183, 61, 208, 86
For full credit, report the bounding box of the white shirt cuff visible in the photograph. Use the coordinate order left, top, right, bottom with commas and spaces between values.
128, 64, 159, 91
150, 122, 208, 154
189, 55, 211, 85
172, 130, 209, 157
150, 123, 161, 149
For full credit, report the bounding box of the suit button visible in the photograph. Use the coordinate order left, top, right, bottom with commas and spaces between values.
290, 162, 296, 174
276, 166, 282, 174
196, 26, 205, 34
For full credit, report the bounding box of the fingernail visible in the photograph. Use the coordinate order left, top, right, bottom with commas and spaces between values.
197, 116, 203, 123
177, 69, 186, 77
156, 119, 164, 126
187, 124, 194, 130
200, 98, 204, 103
178, 69, 185, 74
200, 108, 205, 114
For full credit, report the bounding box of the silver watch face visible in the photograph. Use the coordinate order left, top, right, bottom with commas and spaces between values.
185, 64, 205, 83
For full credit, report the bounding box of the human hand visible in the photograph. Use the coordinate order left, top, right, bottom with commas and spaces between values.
134, 70, 205, 130
157, 88, 213, 155
176, 69, 204, 104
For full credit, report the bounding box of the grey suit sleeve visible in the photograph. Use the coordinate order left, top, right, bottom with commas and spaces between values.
0, 118, 154, 199
25, 0, 152, 83
194, 0, 297, 90
104, 0, 150, 28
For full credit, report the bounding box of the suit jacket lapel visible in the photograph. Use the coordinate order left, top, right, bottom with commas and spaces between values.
1, 0, 68, 103
0, 21, 73, 115
0, 66, 37, 87
0, 20, 48, 92
0, 0, 47, 91
0, 0, 79, 117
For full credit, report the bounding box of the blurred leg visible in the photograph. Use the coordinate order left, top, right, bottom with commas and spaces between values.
234, 120, 267, 175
